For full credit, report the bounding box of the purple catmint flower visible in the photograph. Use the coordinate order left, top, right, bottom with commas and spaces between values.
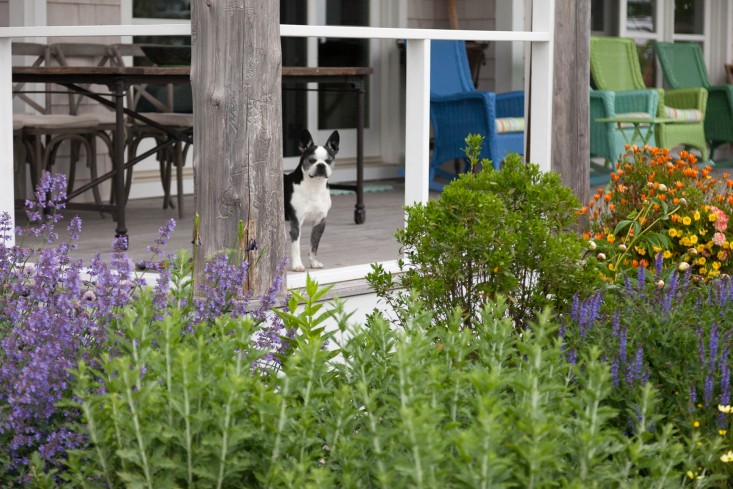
570, 294, 580, 324
696, 326, 706, 364
663, 270, 679, 314
636, 262, 646, 294
67, 215, 82, 245
632, 346, 644, 383
705, 372, 715, 406
654, 252, 664, 280
709, 323, 720, 369
611, 355, 620, 387
147, 218, 176, 257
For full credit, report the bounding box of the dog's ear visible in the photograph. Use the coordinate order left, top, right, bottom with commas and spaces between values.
326, 130, 340, 155
298, 129, 314, 154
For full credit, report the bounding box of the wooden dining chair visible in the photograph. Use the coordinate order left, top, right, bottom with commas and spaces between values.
12, 42, 102, 205
50, 42, 123, 208
112, 43, 193, 218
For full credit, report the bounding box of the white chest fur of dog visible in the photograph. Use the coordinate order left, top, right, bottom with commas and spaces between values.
284, 130, 339, 272
290, 166, 332, 224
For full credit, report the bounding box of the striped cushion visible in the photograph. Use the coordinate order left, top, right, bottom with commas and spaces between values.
664, 107, 703, 122
495, 117, 524, 133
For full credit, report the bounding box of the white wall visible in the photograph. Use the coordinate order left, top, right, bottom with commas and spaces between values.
0, 1, 8, 27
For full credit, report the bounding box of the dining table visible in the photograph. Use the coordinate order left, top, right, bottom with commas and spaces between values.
12, 64, 372, 249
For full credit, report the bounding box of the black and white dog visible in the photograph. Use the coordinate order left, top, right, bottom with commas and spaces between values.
284, 129, 339, 272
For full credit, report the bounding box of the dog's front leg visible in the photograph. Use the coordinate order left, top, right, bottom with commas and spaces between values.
309, 218, 326, 269
289, 219, 306, 272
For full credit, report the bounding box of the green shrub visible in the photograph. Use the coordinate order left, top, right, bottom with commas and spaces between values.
368, 135, 599, 329
52, 277, 713, 488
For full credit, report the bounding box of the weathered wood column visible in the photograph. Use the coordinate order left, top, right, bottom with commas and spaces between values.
191, 0, 285, 294
552, 0, 590, 209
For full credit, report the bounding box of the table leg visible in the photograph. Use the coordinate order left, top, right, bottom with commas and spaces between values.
354, 82, 366, 224
113, 79, 128, 249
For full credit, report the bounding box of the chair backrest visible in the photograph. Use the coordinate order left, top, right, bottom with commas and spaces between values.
430, 40, 475, 98
111, 43, 184, 113
655, 42, 711, 89
12, 42, 53, 114
51, 43, 118, 114
590, 36, 646, 91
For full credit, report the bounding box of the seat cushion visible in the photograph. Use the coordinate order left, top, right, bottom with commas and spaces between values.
137, 112, 193, 128
664, 107, 703, 122
15, 113, 100, 130
495, 117, 524, 133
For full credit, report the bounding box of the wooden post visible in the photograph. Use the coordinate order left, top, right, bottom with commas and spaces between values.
446, 0, 459, 29
191, 1, 285, 294
551, 0, 590, 209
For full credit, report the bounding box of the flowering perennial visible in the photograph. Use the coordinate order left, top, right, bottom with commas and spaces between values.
580, 146, 733, 282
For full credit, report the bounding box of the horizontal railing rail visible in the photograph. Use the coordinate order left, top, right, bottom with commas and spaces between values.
0, 5, 555, 287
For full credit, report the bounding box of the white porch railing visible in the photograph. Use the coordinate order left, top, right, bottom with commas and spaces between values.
0, 2, 554, 288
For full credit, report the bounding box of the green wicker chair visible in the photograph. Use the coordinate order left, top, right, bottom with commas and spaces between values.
590, 36, 708, 161
655, 42, 733, 160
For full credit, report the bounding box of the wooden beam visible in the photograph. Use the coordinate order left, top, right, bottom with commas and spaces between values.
191, 1, 285, 294
551, 0, 590, 208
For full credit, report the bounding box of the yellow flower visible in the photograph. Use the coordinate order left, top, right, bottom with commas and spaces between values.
697, 244, 706, 253
694, 211, 701, 221
700, 228, 708, 236
683, 216, 692, 225
680, 237, 691, 247
669, 228, 678, 237
690, 235, 699, 244
663, 250, 672, 259
721, 450, 733, 463
698, 257, 707, 265
713, 261, 721, 270
720, 429, 728, 436
710, 213, 718, 222
719, 404, 733, 414
608, 263, 614, 271
687, 470, 695, 480
635, 246, 646, 256
607, 234, 615, 244
718, 250, 727, 260
700, 267, 708, 275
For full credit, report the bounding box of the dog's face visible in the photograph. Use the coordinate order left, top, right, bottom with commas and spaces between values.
298, 129, 339, 180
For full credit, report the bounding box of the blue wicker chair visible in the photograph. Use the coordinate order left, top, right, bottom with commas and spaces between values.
429, 40, 524, 191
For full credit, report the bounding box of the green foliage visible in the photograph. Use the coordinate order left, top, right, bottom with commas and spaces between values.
55, 280, 710, 487
63, 292, 274, 488
369, 136, 599, 328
